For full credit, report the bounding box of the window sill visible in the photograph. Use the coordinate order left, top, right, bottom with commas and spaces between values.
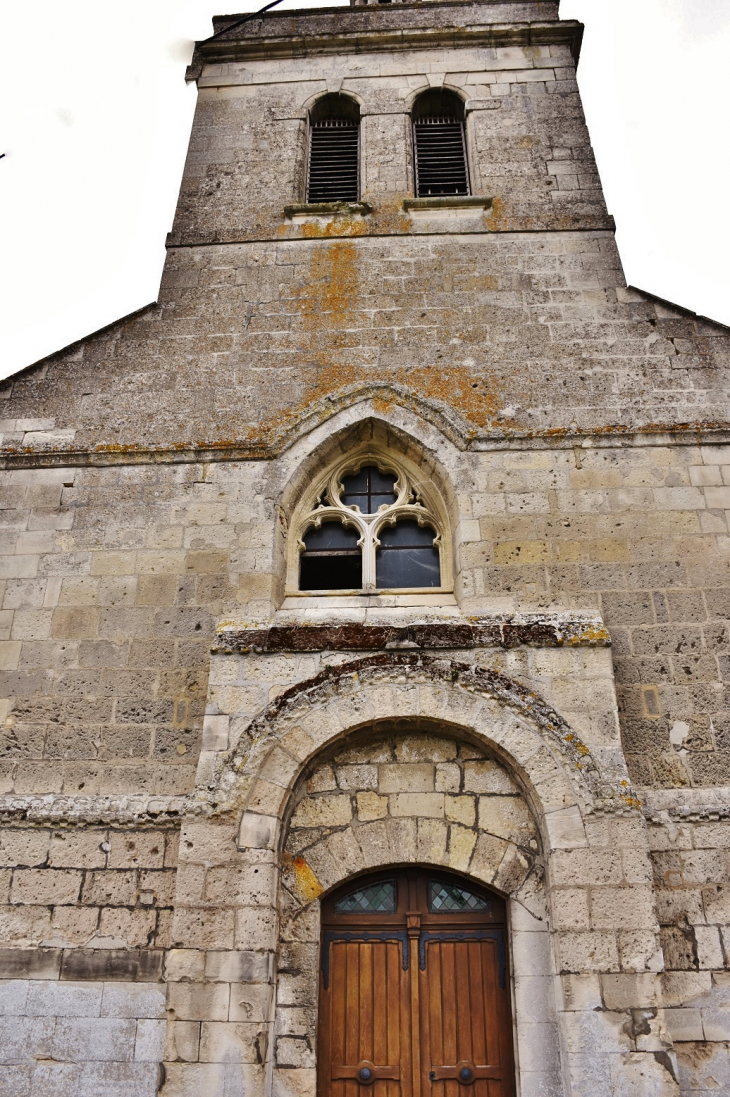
402, 196, 492, 212
284, 201, 373, 220
282, 590, 458, 609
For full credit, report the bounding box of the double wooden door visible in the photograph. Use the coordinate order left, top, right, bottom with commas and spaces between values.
318, 870, 515, 1097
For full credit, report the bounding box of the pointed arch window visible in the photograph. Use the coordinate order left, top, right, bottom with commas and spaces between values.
296, 457, 445, 593
307, 94, 360, 203
412, 89, 470, 197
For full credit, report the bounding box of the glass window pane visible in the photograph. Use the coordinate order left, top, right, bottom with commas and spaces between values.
334, 880, 396, 913
428, 880, 490, 912
340, 466, 397, 512
376, 546, 440, 588
303, 522, 360, 552
341, 468, 369, 494
370, 468, 398, 493
378, 520, 436, 548
300, 554, 361, 591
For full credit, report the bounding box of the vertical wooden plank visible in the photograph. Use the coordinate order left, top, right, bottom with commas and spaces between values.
345, 943, 361, 1097
422, 941, 442, 1097
397, 939, 413, 1097
361, 942, 374, 1065
468, 942, 488, 1097
410, 938, 422, 1097
372, 943, 387, 1097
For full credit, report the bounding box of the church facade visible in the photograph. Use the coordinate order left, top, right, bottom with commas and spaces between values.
1, 2, 730, 1094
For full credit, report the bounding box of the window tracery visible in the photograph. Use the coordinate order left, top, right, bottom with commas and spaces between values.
293, 455, 446, 593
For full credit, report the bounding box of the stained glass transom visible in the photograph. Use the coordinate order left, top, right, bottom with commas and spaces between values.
428, 880, 489, 912
334, 880, 397, 914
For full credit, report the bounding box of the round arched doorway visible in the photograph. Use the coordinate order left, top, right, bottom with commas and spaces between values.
318, 868, 516, 1097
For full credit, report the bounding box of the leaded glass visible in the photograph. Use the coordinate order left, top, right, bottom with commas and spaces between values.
334, 880, 397, 914
428, 880, 489, 912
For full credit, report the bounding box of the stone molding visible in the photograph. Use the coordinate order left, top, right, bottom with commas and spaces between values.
642, 786, 730, 823
213, 651, 637, 817
189, 16, 582, 74
0, 794, 189, 828
214, 612, 610, 654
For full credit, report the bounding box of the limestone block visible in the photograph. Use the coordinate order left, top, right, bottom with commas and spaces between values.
109, 832, 166, 869
0, 831, 50, 868
165, 950, 206, 983
0, 1014, 55, 1062
590, 888, 657, 932
379, 763, 434, 793
135, 1019, 167, 1062
164, 1020, 201, 1063
394, 735, 457, 763
97, 908, 157, 948
228, 982, 274, 1023
446, 825, 477, 871
543, 807, 587, 850
271, 1066, 316, 1097
445, 795, 475, 827
290, 794, 352, 829
234, 907, 278, 952
167, 982, 230, 1023
177, 824, 239, 867
25, 980, 103, 1017
390, 793, 444, 818
52, 1016, 137, 1061
101, 983, 166, 1019
11, 869, 83, 905
463, 760, 518, 795
477, 795, 535, 844
200, 1021, 265, 1063
356, 792, 388, 821
238, 812, 278, 851
336, 764, 378, 791
259, 745, 301, 789
556, 932, 620, 974
171, 909, 235, 951
416, 818, 448, 864
160, 1063, 230, 1096
468, 832, 509, 886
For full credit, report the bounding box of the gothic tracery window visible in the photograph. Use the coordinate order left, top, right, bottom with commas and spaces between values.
297, 459, 443, 593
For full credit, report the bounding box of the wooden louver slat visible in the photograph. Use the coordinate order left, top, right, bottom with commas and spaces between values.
413, 117, 469, 197
307, 119, 359, 202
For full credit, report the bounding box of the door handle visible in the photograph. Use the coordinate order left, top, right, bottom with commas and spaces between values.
429, 1061, 502, 1084
333, 1060, 401, 1085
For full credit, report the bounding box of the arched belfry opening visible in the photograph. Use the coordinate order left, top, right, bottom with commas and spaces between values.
319, 868, 516, 1097
307, 94, 361, 202
411, 90, 470, 197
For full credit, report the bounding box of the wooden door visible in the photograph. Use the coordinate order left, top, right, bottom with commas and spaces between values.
318, 871, 515, 1097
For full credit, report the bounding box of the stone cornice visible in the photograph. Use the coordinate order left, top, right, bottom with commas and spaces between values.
189, 6, 580, 75
0, 794, 190, 829
213, 613, 610, 654
642, 787, 730, 824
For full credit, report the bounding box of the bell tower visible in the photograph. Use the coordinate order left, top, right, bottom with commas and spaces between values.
1, 4, 729, 1096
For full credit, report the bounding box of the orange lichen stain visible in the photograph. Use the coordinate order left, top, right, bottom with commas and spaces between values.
300, 217, 368, 239
484, 196, 505, 232
288, 855, 323, 902
569, 625, 611, 646
372, 396, 393, 414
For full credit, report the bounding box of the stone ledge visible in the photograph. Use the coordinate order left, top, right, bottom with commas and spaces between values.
213, 612, 610, 654
284, 201, 373, 218
403, 196, 493, 212
0, 794, 189, 828
642, 786, 730, 823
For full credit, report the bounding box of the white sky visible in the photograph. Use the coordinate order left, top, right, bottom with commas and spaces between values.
1, 0, 728, 378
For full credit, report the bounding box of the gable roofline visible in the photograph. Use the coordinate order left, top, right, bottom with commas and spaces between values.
628, 285, 730, 334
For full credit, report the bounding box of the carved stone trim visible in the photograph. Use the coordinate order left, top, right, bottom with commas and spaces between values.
0, 794, 190, 828
214, 613, 610, 654
642, 787, 730, 823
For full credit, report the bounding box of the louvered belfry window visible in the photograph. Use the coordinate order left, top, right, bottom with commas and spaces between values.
413, 89, 470, 197
306, 94, 360, 203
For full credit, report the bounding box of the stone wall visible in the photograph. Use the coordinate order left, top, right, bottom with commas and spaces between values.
0, 977, 165, 1096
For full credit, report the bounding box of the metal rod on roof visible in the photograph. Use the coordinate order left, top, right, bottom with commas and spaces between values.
202, 0, 288, 43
